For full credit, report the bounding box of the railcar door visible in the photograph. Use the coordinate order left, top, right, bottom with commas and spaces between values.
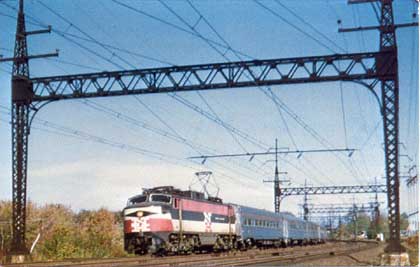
317, 225, 321, 241
282, 219, 289, 244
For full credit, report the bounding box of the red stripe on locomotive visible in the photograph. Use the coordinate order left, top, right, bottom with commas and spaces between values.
148, 218, 174, 232
177, 198, 229, 215
124, 219, 134, 233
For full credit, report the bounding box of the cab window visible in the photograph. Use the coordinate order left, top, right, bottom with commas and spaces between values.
128, 195, 147, 205
150, 194, 171, 203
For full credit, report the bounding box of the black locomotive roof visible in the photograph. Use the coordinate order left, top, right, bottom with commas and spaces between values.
142, 186, 223, 203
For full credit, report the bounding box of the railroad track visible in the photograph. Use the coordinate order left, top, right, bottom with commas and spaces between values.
4, 241, 378, 267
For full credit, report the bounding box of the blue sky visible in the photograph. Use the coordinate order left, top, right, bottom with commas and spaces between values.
0, 0, 418, 217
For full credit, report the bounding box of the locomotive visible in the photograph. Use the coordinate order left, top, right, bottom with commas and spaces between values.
123, 186, 326, 254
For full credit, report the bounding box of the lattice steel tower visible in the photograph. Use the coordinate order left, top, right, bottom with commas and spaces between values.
11, 0, 31, 254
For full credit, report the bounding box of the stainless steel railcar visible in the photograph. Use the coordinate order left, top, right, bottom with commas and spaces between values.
123, 186, 326, 254
233, 205, 327, 247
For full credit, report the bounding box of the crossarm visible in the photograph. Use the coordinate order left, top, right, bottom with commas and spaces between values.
30, 51, 387, 102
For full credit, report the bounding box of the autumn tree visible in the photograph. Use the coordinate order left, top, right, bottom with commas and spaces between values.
0, 201, 126, 262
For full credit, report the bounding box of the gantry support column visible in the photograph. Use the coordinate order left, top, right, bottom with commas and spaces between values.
10, 0, 32, 256
378, 0, 401, 253
10, 102, 30, 254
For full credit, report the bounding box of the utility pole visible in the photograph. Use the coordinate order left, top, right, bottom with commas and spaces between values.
303, 179, 309, 221
262, 139, 290, 213
274, 139, 280, 213
374, 177, 380, 235
353, 198, 358, 240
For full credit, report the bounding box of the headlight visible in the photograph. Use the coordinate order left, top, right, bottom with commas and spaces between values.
137, 211, 143, 217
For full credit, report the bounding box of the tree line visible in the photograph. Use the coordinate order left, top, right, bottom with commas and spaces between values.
0, 201, 127, 261
333, 211, 409, 240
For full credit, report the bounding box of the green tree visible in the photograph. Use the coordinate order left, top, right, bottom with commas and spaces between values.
345, 212, 371, 237
400, 213, 409, 231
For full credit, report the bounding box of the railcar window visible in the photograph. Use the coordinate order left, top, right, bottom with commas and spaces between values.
128, 195, 147, 205
150, 194, 171, 203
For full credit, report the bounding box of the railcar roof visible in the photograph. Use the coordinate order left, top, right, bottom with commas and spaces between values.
231, 204, 300, 220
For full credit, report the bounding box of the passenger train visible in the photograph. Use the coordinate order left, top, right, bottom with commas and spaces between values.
123, 186, 327, 254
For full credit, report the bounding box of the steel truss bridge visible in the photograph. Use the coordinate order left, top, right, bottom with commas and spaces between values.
4, 0, 414, 254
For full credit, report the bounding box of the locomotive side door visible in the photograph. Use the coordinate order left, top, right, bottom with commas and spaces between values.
228, 205, 234, 245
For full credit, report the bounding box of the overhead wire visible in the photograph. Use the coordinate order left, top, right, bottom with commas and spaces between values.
110, 0, 252, 60
37, 0, 132, 70
184, 1, 325, 184
327, 0, 376, 181
160, 2, 265, 160
3, 1, 272, 186
80, 98, 269, 181
262, 0, 360, 181
351, 3, 385, 180
132, 95, 270, 178
406, 1, 418, 157
0, 3, 173, 67
171, 1, 361, 194
223, 1, 364, 183
273, 0, 346, 53
0, 105, 258, 187
135, 96, 272, 180
158, 0, 255, 157
5, 2, 271, 185
253, 0, 338, 54
158, 1, 294, 186
195, 92, 250, 154
339, 84, 349, 149
179, 0, 369, 188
